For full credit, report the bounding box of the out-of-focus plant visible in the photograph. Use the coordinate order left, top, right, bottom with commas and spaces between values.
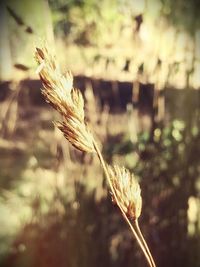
49, 0, 123, 46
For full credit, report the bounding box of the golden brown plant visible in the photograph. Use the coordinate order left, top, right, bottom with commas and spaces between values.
106, 164, 155, 267
107, 165, 142, 220
35, 47, 95, 153
35, 46, 156, 267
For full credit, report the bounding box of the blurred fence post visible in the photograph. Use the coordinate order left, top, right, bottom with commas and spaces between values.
0, 2, 13, 81
0, 0, 54, 82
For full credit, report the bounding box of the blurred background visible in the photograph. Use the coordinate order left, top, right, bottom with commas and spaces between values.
0, 0, 200, 266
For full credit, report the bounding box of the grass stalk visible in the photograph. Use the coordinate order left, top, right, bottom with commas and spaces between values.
93, 140, 156, 267
35, 46, 157, 267
134, 220, 156, 267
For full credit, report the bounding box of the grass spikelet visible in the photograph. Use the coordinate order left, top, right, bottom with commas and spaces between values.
107, 165, 142, 220
106, 164, 156, 267
35, 47, 95, 153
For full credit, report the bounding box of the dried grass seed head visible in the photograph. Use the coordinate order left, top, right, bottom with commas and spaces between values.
108, 165, 142, 220
35, 47, 95, 153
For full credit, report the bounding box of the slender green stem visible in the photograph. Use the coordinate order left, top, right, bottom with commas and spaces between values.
93, 140, 156, 267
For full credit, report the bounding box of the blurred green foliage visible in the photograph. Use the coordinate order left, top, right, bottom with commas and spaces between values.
49, 0, 122, 44
161, 0, 200, 33
49, 0, 200, 42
